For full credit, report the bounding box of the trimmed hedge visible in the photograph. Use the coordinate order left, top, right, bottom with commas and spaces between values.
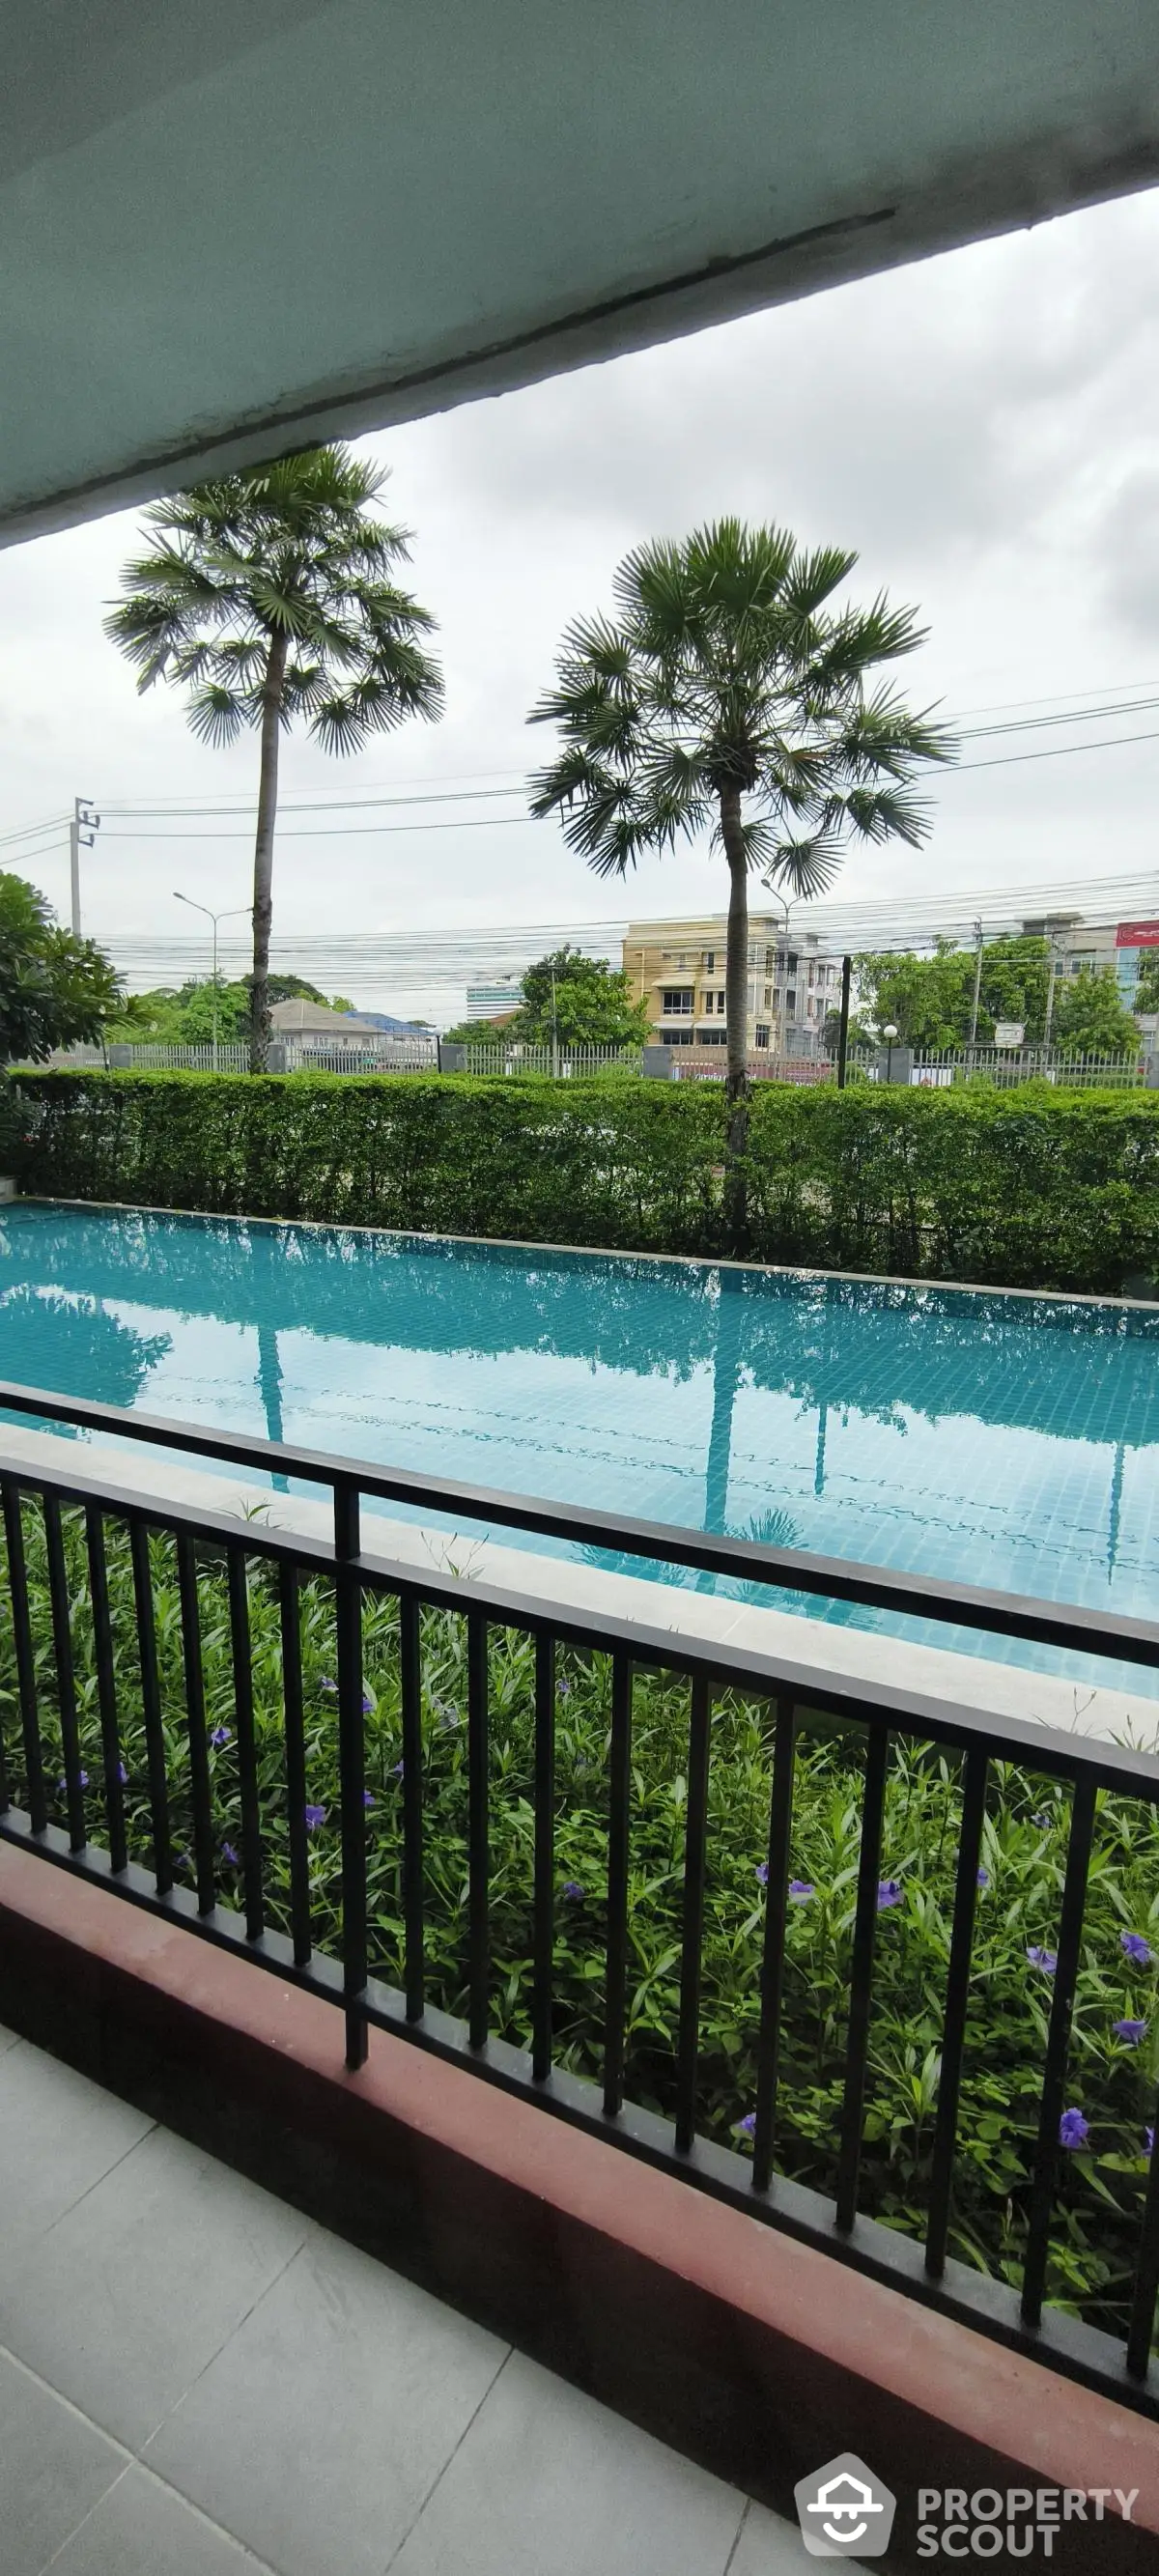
11, 1067, 1159, 1293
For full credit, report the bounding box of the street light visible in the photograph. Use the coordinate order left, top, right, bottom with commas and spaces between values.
173, 892, 252, 1070
883, 1021, 899, 1083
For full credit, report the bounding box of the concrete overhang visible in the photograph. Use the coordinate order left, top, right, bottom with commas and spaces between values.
4, 0, 1159, 545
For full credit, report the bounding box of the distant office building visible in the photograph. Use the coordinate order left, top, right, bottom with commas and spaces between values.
622, 914, 841, 1053
1021, 915, 1159, 1009
466, 978, 524, 1022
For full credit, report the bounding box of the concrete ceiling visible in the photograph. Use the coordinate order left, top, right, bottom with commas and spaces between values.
4, 0, 1159, 544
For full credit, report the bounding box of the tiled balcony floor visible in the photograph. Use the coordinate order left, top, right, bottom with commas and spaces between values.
0, 2023, 844, 2576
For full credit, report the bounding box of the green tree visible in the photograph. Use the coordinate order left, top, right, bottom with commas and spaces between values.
1134, 951, 1159, 1015
0, 873, 123, 1064
977, 935, 1050, 1038
175, 979, 253, 1045
103, 988, 182, 1040
105, 446, 442, 1071
851, 943, 976, 1048
263, 975, 330, 1010
843, 934, 1053, 1050
528, 521, 951, 1240
511, 948, 652, 1048
1051, 966, 1141, 1057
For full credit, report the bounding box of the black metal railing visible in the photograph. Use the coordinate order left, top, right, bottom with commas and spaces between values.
0, 1377, 1156, 2415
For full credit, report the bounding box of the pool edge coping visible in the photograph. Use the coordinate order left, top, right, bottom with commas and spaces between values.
12, 1192, 1159, 1314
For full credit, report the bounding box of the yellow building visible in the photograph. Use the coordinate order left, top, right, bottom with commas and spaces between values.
622, 915, 842, 1054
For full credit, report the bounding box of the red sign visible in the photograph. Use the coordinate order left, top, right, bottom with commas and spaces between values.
1116, 920, 1159, 948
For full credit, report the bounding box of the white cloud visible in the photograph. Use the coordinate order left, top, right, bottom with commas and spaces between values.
2, 182, 1159, 1019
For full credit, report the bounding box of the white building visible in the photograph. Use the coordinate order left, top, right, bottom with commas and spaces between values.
269, 1000, 391, 1053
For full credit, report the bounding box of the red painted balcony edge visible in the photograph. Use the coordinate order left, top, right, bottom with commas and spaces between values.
0, 1840, 1155, 2567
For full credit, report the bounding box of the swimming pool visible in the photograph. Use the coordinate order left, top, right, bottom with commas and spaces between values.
1, 1201, 1156, 1689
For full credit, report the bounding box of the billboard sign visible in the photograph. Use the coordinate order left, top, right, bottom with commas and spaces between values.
1116, 921, 1159, 948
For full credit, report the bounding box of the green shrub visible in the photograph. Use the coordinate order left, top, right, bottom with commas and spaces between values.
2, 1504, 1155, 2345
0, 1070, 24, 1172
12, 1068, 1159, 1293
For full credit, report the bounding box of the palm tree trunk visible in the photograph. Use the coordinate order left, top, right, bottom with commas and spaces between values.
720, 783, 750, 1252
249, 628, 289, 1074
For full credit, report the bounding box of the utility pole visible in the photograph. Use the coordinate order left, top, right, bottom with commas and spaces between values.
968, 918, 984, 1044
550, 961, 559, 1078
1044, 935, 1060, 1047
836, 953, 852, 1090
69, 796, 100, 937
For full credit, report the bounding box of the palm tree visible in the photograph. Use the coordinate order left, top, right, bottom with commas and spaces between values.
106, 447, 443, 1069
528, 521, 953, 1242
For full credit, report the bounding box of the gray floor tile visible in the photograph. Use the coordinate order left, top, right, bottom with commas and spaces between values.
728, 2496, 869, 2571
0, 2037, 153, 2265
0, 2349, 123, 2576
147, 2223, 508, 2576
0, 2020, 21, 2056
388, 2349, 746, 2576
46, 2466, 276, 2576
0, 2124, 306, 2450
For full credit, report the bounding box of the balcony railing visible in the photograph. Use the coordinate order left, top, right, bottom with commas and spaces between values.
0, 1379, 1156, 2416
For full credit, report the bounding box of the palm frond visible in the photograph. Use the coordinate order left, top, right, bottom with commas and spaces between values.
187, 685, 252, 747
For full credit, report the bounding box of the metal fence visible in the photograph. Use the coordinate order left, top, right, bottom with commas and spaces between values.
454, 1042, 641, 1077
671, 1052, 835, 1085
39, 1039, 440, 1075
909, 1047, 1148, 1091
0, 1379, 1156, 2413
24, 1038, 1154, 1089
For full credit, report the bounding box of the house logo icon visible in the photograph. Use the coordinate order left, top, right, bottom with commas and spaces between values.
793, 2452, 897, 2557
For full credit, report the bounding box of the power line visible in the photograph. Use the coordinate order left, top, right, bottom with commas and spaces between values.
102, 812, 539, 841
93, 868, 1159, 987
956, 694, 1159, 742
100, 782, 526, 821
954, 725, 1159, 775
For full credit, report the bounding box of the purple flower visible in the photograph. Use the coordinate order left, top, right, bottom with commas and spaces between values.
755, 1861, 769, 1887
737, 2111, 756, 2137
117, 1760, 128, 1785
1146, 2127, 1155, 2161
561, 1881, 584, 1901
1032, 1810, 1054, 1829
361, 1691, 374, 1715
1027, 1945, 1058, 1974
362, 1789, 376, 1810
976, 1867, 990, 1889
1121, 1931, 1153, 1967
1114, 2019, 1147, 2046
304, 1803, 327, 1829
877, 1880, 903, 1911
320, 1677, 337, 1696
558, 1679, 572, 1699
222, 1842, 239, 1867
390, 1759, 405, 1779
789, 1880, 815, 1902
210, 1724, 232, 1749
1059, 2107, 1088, 2151
58, 1769, 88, 1792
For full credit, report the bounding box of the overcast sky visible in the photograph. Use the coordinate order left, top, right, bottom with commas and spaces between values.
3, 182, 1159, 1019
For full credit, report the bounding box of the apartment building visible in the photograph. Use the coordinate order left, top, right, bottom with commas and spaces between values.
622, 914, 841, 1052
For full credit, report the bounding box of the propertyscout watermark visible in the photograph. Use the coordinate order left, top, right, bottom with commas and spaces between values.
792, 2454, 1140, 2558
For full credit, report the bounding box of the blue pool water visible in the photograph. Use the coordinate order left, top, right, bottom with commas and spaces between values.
0, 1201, 1156, 1694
